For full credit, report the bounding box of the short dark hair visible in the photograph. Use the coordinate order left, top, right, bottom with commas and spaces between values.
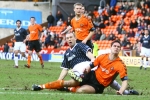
111, 40, 121, 47
30, 17, 35, 20
16, 20, 21, 24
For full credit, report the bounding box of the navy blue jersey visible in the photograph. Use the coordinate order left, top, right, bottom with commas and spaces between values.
14, 28, 28, 42
140, 35, 150, 48
61, 43, 91, 69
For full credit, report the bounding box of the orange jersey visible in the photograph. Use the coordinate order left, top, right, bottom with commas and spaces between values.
93, 54, 127, 87
71, 15, 94, 40
28, 24, 43, 41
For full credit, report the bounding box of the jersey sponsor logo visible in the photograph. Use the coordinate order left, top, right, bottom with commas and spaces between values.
30, 31, 36, 34
15, 33, 20, 36
75, 28, 82, 32
68, 54, 75, 61
143, 40, 148, 43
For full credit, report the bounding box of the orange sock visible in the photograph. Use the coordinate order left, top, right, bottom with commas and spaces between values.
40, 80, 64, 89
38, 55, 43, 64
69, 86, 80, 92
27, 55, 31, 66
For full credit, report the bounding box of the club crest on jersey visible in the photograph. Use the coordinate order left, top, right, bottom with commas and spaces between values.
110, 67, 114, 70
80, 24, 84, 27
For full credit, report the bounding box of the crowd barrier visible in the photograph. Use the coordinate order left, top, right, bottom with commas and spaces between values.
0, 52, 150, 67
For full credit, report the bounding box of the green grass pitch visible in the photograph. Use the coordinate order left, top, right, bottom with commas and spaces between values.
0, 60, 150, 100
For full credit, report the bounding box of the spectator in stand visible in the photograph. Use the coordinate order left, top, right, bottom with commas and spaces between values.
3, 41, 9, 53
144, 16, 150, 25
98, 6, 103, 15
99, 31, 106, 40
141, 29, 145, 36
107, 32, 116, 41
127, 29, 135, 38
88, 10, 94, 18
94, 28, 102, 41
66, 17, 71, 26
93, 18, 100, 27
57, 37, 63, 45
60, 36, 68, 46
142, 9, 147, 16
121, 38, 131, 48
93, 6, 99, 18
146, 8, 150, 16
56, 10, 63, 22
135, 29, 141, 39
123, 2, 129, 11
49, 37, 56, 47
43, 26, 48, 37
127, 2, 133, 12
144, 0, 150, 8
130, 19, 138, 29
99, 19, 105, 28
47, 12, 55, 28
132, 40, 141, 56
109, 6, 116, 16
147, 25, 150, 33
57, 18, 63, 26
137, 9, 143, 17
99, 0, 106, 9
70, 13, 75, 19
44, 31, 51, 48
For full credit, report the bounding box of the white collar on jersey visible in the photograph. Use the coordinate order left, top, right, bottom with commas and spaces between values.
70, 43, 77, 51
16, 27, 21, 31
144, 35, 149, 38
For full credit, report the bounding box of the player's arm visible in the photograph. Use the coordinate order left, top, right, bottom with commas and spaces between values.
82, 19, 95, 43
61, 25, 72, 34
38, 25, 44, 41
86, 50, 95, 61
86, 55, 103, 73
23, 29, 29, 43
82, 29, 95, 44
117, 62, 128, 95
117, 80, 128, 95
58, 53, 70, 80
58, 68, 68, 80
11, 35, 15, 41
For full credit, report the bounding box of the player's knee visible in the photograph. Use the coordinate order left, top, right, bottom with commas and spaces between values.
28, 51, 32, 55
76, 88, 86, 93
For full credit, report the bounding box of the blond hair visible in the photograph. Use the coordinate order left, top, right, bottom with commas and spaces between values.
74, 2, 83, 8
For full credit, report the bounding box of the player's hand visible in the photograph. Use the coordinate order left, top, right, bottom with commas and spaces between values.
10, 38, 13, 41
40, 37, 43, 42
82, 39, 87, 44
116, 91, 123, 95
61, 31, 65, 34
23, 39, 26, 43
91, 58, 95, 62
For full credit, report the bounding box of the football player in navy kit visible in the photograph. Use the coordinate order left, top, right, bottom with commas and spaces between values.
140, 28, 150, 70
11, 20, 28, 68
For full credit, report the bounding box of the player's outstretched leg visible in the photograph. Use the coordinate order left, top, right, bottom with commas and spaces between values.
32, 80, 64, 91
68, 70, 82, 82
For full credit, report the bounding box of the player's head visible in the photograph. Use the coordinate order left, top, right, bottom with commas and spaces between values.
30, 17, 36, 25
74, 3, 82, 15
16, 20, 21, 28
110, 40, 121, 55
65, 32, 76, 48
144, 28, 149, 35
81, 6, 85, 14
